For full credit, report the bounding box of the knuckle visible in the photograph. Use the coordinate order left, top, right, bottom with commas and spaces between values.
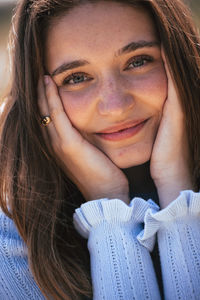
60, 140, 72, 154
60, 138, 78, 156
60, 142, 67, 153
49, 107, 64, 121
45, 89, 51, 100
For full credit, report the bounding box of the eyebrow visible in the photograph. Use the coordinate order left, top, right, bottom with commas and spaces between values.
51, 40, 159, 77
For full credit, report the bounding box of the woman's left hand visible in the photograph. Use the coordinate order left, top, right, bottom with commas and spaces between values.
150, 48, 193, 208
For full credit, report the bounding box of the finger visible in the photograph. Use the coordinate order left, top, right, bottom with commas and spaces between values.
44, 75, 82, 148
37, 76, 50, 117
37, 76, 60, 155
161, 46, 180, 104
161, 46, 184, 119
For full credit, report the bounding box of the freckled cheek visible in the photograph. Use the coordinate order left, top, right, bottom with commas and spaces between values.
126, 68, 167, 109
58, 88, 96, 128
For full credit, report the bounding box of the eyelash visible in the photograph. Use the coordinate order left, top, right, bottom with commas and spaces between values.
61, 55, 153, 86
126, 55, 153, 70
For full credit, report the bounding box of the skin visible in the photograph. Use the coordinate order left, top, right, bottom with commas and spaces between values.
38, 2, 193, 207
45, 3, 167, 168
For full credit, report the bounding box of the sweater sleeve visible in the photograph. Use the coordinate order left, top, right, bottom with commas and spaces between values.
138, 190, 200, 300
0, 210, 45, 300
73, 197, 161, 300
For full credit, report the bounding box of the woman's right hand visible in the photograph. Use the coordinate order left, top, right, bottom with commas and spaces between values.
37, 76, 129, 203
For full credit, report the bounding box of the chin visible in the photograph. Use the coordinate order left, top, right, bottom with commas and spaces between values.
109, 150, 151, 169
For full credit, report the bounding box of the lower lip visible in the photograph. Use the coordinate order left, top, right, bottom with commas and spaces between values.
96, 119, 149, 142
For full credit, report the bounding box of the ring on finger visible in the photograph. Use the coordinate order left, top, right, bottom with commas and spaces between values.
41, 116, 52, 126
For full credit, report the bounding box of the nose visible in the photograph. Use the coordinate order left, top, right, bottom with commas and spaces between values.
97, 78, 135, 116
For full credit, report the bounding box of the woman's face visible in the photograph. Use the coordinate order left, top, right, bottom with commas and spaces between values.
45, 1, 167, 168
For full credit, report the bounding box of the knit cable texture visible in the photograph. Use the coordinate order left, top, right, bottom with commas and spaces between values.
138, 190, 200, 300
0, 190, 200, 299
0, 210, 45, 300
74, 197, 160, 300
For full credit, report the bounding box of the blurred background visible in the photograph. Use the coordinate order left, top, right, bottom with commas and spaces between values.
0, 0, 200, 98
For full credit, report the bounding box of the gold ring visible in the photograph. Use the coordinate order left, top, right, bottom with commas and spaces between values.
41, 116, 51, 126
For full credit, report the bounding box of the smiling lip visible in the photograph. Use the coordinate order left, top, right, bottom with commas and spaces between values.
95, 118, 149, 141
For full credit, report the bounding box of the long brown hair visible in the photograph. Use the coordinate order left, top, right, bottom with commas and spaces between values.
0, 0, 200, 299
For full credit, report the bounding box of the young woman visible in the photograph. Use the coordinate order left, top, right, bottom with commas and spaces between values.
0, 0, 200, 299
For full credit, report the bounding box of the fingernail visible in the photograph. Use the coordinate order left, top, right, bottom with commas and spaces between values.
44, 75, 49, 85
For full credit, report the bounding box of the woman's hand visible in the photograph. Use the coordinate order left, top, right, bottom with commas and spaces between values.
37, 76, 129, 203
150, 49, 193, 208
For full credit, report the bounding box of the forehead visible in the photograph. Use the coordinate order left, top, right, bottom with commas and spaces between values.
45, 2, 158, 69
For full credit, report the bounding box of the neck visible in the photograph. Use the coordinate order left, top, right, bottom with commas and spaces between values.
122, 161, 159, 202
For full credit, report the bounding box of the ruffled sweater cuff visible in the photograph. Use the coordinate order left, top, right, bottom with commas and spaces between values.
138, 190, 200, 251
73, 197, 157, 239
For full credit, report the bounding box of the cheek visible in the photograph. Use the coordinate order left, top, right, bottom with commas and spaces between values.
58, 88, 95, 128
126, 66, 167, 111
145, 68, 167, 108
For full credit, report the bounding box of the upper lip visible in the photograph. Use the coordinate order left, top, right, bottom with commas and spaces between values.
96, 118, 148, 134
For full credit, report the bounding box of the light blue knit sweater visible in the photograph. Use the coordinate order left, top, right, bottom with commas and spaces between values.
0, 190, 200, 299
